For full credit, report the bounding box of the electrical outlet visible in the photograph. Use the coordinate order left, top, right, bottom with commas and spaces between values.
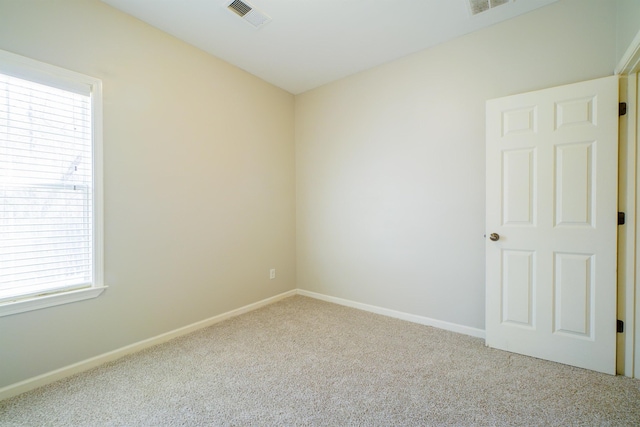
269, 268, 276, 280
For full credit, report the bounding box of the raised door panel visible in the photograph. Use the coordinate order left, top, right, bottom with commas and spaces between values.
486, 76, 618, 374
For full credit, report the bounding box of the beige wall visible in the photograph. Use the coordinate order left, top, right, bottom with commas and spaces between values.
295, 0, 617, 330
0, 0, 625, 391
0, 0, 295, 388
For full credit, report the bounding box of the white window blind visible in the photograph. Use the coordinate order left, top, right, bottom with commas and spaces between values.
0, 56, 99, 303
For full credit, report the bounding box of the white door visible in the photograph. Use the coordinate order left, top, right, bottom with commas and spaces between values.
485, 76, 619, 375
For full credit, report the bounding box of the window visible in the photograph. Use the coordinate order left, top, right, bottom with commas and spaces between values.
0, 50, 105, 316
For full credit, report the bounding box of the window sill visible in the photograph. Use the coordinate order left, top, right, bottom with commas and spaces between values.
0, 286, 108, 317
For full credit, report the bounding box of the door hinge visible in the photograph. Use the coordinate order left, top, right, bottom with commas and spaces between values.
617, 320, 624, 333
620, 102, 627, 116
618, 212, 625, 225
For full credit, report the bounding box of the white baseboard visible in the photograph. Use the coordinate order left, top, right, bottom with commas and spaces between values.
1, 288, 485, 401
0, 289, 297, 401
296, 289, 486, 339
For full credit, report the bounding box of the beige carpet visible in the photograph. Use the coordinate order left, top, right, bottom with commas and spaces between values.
1, 295, 639, 426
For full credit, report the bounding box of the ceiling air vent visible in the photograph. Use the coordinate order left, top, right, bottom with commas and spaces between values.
227, 0, 271, 28
468, 0, 512, 16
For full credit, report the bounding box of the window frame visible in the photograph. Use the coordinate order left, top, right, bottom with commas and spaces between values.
0, 49, 105, 317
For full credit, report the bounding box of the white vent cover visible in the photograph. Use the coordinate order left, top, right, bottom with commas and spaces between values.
468, 0, 512, 16
227, 0, 271, 28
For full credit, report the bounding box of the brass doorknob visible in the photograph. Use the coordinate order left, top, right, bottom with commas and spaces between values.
489, 233, 500, 241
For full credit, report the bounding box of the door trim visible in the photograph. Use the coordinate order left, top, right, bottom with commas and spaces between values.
616, 30, 640, 76
616, 26, 640, 379
635, 72, 640, 380
617, 74, 636, 377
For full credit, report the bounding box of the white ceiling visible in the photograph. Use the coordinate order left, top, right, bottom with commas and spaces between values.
101, 0, 559, 94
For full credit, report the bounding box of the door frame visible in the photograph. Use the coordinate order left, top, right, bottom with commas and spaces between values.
616, 28, 640, 378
